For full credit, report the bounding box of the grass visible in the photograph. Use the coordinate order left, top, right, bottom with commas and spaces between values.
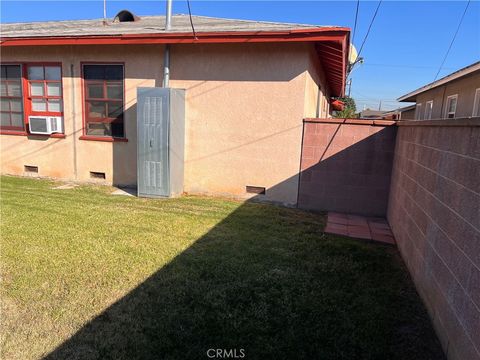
0, 176, 444, 360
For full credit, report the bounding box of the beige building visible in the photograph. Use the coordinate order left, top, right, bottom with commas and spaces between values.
0, 13, 349, 206
398, 61, 480, 120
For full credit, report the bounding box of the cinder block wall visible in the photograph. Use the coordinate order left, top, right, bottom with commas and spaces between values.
387, 118, 480, 360
298, 118, 397, 216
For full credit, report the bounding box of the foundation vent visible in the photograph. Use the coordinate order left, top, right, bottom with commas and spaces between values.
24, 165, 38, 173
90, 171, 106, 180
246, 186, 266, 195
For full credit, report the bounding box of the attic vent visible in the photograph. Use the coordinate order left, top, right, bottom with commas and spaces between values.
113, 10, 140, 23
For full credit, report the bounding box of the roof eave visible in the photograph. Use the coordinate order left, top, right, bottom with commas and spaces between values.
0, 27, 350, 97
397, 62, 480, 102
397, 94, 416, 102
0, 27, 350, 46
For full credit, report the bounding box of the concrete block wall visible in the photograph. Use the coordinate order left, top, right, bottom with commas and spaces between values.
298, 118, 397, 216
387, 118, 480, 360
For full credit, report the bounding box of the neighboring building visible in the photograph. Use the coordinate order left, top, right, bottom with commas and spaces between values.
0, 13, 350, 206
393, 104, 416, 120
358, 109, 388, 120
358, 107, 415, 120
382, 104, 416, 120
398, 61, 480, 120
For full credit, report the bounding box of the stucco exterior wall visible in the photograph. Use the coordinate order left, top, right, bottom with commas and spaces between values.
1, 42, 330, 205
400, 108, 416, 120
1, 45, 162, 186
303, 47, 330, 119
414, 71, 480, 120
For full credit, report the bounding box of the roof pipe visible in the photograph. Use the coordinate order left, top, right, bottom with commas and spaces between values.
102, 0, 108, 26
163, 0, 172, 87
165, 0, 172, 31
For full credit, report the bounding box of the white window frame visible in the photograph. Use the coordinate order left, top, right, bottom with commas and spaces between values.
444, 94, 458, 119
415, 103, 423, 120
473, 88, 480, 117
424, 100, 433, 120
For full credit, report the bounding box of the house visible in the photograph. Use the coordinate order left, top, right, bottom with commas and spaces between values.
398, 61, 480, 120
0, 12, 350, 206
358, 109, 389, 120
389, 104, 416, 120
380, 104, 416, 121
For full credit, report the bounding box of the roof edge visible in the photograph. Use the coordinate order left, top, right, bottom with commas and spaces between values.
398, 61, 480, 102
0, 27, 350, 44
0, 27, 350, 97
0, 14, 342, 29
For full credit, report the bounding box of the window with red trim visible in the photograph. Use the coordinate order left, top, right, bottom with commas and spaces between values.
1, 64, 24, 131
26, 64, 63, 115
82, 64, 124, 138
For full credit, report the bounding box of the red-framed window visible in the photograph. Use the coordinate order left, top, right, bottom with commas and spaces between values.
0, 64, 25, 131
1, 63, 65, 135
82, 64, 125, 138
26, 64, 63, 116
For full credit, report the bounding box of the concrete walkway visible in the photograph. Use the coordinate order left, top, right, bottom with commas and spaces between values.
325, 212, 396, 245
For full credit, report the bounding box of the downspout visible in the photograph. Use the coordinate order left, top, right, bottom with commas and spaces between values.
163, 0, 172, 87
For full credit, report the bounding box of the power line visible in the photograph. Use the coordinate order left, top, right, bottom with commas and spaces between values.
363, 63, 456, 70
351, 90, 399, 101
357, 0, 382, 58
186, 0, 197, 40
351, 0, 360, 45
432, 0, 471, 82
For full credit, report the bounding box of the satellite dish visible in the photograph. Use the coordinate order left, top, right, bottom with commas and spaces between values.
349, 44, 358, 65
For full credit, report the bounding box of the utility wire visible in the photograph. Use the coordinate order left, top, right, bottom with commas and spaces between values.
432, 0, 471, 82
363, 63, 455, 70
351, 0, 360, 45
357, 0, 382, 58
186, 0, 197, 40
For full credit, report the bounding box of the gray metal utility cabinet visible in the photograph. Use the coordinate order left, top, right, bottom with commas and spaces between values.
136, 87, 185, 198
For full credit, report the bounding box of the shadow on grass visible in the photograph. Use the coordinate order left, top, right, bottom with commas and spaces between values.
42, 209, 444, 359
44, 127, 444, 360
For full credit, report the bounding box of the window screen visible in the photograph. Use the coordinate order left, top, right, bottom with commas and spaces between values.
445, 96, 457, 119
27, 64, 63, 114
0, 64, 24, 131
83, 64, 124, 138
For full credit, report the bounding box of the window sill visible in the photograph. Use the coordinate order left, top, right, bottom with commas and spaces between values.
79, 135, 128, 142
0, 131, 66, 138
29, 133, 66, 139
0, 130, 28, 136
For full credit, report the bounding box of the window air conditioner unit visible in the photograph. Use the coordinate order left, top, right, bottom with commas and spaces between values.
29, 116, 63, 135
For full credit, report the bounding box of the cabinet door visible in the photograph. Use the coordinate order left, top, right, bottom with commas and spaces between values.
137, 88, 170, 197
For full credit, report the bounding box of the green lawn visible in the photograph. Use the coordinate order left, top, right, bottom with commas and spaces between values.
1, 176, 444, 360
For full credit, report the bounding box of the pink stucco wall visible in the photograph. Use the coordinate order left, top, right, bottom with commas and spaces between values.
0, 42, 330, 205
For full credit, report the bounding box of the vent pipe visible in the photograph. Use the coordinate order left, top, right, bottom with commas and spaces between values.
165, 0, 172, 31
102, 0, 107, 25
163, 0, 173, 87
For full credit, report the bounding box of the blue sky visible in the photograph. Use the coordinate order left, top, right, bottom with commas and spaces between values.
2, 1, 479, 110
